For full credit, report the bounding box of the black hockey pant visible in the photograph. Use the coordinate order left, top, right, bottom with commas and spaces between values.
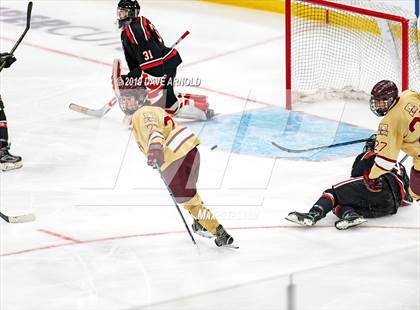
311, 177, 398, 219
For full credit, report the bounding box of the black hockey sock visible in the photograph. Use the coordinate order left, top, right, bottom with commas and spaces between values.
311, 188, 336, 216
334, 205, 359, 219
0, 100, 9, 144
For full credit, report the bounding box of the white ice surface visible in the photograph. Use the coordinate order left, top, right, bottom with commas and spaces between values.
0, 1, 419, 310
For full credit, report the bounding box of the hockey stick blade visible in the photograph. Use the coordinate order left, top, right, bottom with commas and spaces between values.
0, 211, 35, 224
69, 97, 117, 118
271, 138, 368, 153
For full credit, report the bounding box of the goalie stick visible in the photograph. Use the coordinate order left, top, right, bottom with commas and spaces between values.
69, 97, 117, 118
271, 138, 369, 153
0, 2, 33, 72
0, 211, 35, 224
69, 30, 190, 118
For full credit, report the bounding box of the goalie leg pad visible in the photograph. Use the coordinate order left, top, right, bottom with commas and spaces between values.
170, 93, 209, 120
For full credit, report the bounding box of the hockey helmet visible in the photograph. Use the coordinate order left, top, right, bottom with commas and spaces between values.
369, 80, 399, 116
119, 86, 147, 116
117, 0, 140, 29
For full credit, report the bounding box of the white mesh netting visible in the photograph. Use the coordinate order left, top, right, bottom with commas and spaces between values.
290, 0, 420, 103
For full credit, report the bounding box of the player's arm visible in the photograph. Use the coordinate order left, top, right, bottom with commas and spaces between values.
122, 43, 139, 74
138, 108, 165, 166
369, 118, 403, 180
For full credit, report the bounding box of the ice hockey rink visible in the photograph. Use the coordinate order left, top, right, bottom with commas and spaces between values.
1, 0, 419, 309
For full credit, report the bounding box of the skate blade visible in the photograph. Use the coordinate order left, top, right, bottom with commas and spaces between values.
220, 243, 239, 249
1, 162, 23, 171
285, 214, 314, 226
193, 230, 213, 239
335, 218, 367, 230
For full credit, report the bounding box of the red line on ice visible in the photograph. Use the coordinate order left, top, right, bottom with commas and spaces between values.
1, 224, 419, 257
0, 36, 275, 108
181, 35, 283, 68
0, 36, 111, 67
37, 229, 83, 243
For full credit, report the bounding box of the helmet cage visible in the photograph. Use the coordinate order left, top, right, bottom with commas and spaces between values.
118, 87, 147, 116
369, 96, 396, 116
116, 1, 139, 29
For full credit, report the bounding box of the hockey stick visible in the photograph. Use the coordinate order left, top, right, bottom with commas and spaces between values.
0, 2, 33, 72
271, 138, 369, 153
400, 154, 409, 164
69, 97, 118, 118
169, 30, 190, 49
68, 31, 190, 118
0, 211, 35, 224
154, 163, 198, 248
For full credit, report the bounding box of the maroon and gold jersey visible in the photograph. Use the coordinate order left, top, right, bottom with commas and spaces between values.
131, 105, 200, 171
369, 90, 420, 179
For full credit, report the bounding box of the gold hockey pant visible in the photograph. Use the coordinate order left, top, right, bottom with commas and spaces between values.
184, 192, 220, 235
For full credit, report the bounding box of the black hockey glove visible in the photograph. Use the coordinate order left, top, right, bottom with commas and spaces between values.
363, 134, 377, 153
0, 53, 17, 69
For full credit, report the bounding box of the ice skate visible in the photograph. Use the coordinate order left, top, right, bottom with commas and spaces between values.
191, 219, 213, 238
335, 212, 367, 230
214, 225, 237, 248
0, 146, 22, 171
285, 209, 323, 226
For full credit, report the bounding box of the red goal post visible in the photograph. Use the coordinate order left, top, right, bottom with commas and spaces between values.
285, 0, 414, 110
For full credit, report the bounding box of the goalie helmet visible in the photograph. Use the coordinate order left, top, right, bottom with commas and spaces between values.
119, 86, 147, 116
369, 80, 399, 116
117, 0, 140, 29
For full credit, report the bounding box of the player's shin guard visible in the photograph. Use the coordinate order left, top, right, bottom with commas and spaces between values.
409, 167, 420, 201
312, 189, 336, 216
183, 192, 220, 235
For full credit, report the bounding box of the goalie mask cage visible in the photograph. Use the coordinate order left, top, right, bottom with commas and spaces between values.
285, 0, 420, 110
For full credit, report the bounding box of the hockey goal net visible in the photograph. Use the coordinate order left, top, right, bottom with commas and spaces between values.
286, 0, 420, 109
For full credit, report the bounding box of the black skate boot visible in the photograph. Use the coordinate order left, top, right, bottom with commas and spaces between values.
192, 219, 213, 238
285, 206, 324, 226
0, 145, 22, 171
214, 225, 237, 248
335, 210, 367, 230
